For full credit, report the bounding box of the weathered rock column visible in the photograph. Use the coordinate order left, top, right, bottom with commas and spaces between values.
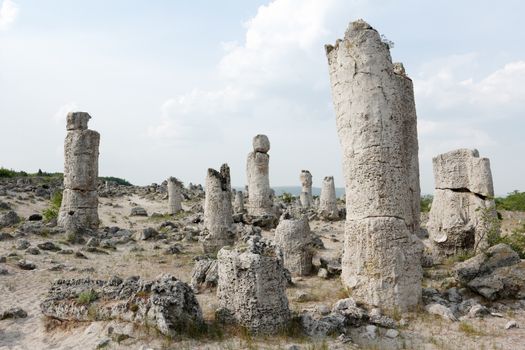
58, 112, 100, 231
326, 20, 422, 310
427, 149, 497, 256
318, 176, 339, 220
233, 190, 244, 214
201, 164, 234, 254
299, 170, 313, 208
246, 135, 273, 216
274, 212, 313, 276
216, 237, 290, 334
167, 177, 183, 215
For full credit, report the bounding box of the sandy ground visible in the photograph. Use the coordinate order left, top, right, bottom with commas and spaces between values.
1, 193, 524, 350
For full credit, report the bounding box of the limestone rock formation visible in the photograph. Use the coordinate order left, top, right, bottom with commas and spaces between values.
274, 212, 313, 276
216, 237, 290, 334
40, 274, 203, 337
326, 20, 422, 310
246, 135, 273, 217
299, 170, 313, 208
167, 177, 183, 215
318, 176, 339, 220
233, 190, 244, 214
427, 149, 497, 256
201, 164, 234, 254
58, 112, 100, 231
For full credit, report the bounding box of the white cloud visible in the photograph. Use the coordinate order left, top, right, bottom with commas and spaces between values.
53, 102, 78, 123
0, 0, 19, 31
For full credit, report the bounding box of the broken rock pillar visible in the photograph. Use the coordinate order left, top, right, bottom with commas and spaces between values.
427, 149, 496, 255
58, 112, 100, 231
216, 237, 290, 334
299, 170, 313, 208
325, 20, 422, 310
202, 164, 234, 254
246, 135, 273, 216
233, 190, 244, 214
274, 212, 313, 276
167, 177, 183, 215
318, 176, 339, 220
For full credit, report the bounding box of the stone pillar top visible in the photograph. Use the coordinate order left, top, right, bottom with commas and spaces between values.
66, 112, 91, 131
253, 134, 270, 153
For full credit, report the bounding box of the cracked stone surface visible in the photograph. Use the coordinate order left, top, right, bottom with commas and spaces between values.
319, 176, 339, 220
428, 149, 497, 256
325, 19, 422, 310
58, 112, 100, 231
201, 164, 234, 254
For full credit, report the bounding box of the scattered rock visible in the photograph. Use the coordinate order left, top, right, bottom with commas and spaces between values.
425, 303, 457, 321
28, 214, 43, 221
18, 259, 36, 270
130, 207, 148, 217
385, 329, 399, 338
37, 241, 62, 252
0, 210, 20, 228
505, 320, 518, 330
16, 239, 31, 250
0, 307, 27, 320
190, 258, 218, 292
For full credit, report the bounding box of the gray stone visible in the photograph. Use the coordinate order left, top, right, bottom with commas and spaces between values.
40, 274, 203, 337
130, 207, 148, 217
0, 307, 27, 320
300, 312, 346, 337
385, 329, 399, 338
326, 20, 422, 310
425, 303, 457, 321
318, 176, 339, 220
247, 135, 274, 217
18, 259, 36, 270
233, 190, 244, 214
299, 170, 313, 208
505, 320, 518, 330
274, 212, 313, 276
201, 164, 234, 254
37, 241, 61, 251
217, 237, 290, 334
167, 177, 183, 215
0, 210, 20, 228
190, 258, 218, 292
16, 239, 30, 250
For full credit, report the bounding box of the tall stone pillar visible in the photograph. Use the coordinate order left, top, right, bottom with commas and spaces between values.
201, 164, 234, 254
318, 176, 339, 220
325, 20, 422, 310
58, 112, 100, 231
246, 135, 273, 216
233, 190, 244, 214
167, 177, 183, 215
299, 170, 313, 208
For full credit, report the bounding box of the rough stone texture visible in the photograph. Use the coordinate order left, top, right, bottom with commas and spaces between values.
167, 177, 183, 215
0, 210, 20, 228
454, 243, 525, 300
325, 20, 422, 310
58, 112, 100, 231
201, 164, 234, 254
246, 135, 273, 217
318, 176, 339, 220
274, 212, 313, 276
299, 170, 313, 208
428, 149, 497, 255
233, 190, 244, 214
40, 274, 203, 337
190, 258, 218, 292
216, 237, 290, 334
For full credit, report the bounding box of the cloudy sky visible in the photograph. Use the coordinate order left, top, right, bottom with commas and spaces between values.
0, 0, 523, 195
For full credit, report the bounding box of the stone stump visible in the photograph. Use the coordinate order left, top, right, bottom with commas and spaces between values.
167, 177, 183, 215
274, 212, 313, 276
318, 176, 339, 220
325, 20, 422, 310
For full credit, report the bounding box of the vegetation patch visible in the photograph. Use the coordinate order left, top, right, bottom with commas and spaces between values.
495, 191, 525, 211
43, 191, 63, 222
77, 289, 98, 305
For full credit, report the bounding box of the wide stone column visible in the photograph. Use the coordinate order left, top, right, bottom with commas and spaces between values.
299, 170, 313, 208
274, 212, 313, 276
318, 176, 339, 220
246, 135, 273, 216
167, 177, 183, 215
201, 164, 234, 254
58, 112, 100, 231
325, 20, 422, 310
427, 149, 497, 256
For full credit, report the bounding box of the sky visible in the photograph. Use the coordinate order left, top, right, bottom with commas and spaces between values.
0, 0, 524, 195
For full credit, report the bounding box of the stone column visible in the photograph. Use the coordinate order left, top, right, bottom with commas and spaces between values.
216, 237, 290, 334
427, 149, 497, 256
167, 177, 183, 215
201, 164, 234, 254
299, 170, 313, 208
274, 212, 313, 276
58, 112, 100, 231
233, 190, 244, 214
246, 135, 273, 216
325, 20, 422, 310
318, 176, 339, 220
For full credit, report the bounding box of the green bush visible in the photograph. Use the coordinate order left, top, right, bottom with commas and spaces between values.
280, 192, 294, 204
77, 289, 98, 305
100, 176, 132, 186
491, 225, 525, 259
420, 195, 433, 213
0, 167, 18, 178
43, 192, 63, 222
495, 191, 525, 211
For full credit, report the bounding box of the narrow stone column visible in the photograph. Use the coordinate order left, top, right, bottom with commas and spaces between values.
233, 190, 244, 214
246, 135, 273, 216
216, 237, 290, 334
325, 20, 422, 310
299, 170, 313, 208
167, 177, 183, 215
318, 176, 339, 220
427, 149, 497, 256
274, 212, 313, 276
58, 112, 100, 231
201, 164, 234, 254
